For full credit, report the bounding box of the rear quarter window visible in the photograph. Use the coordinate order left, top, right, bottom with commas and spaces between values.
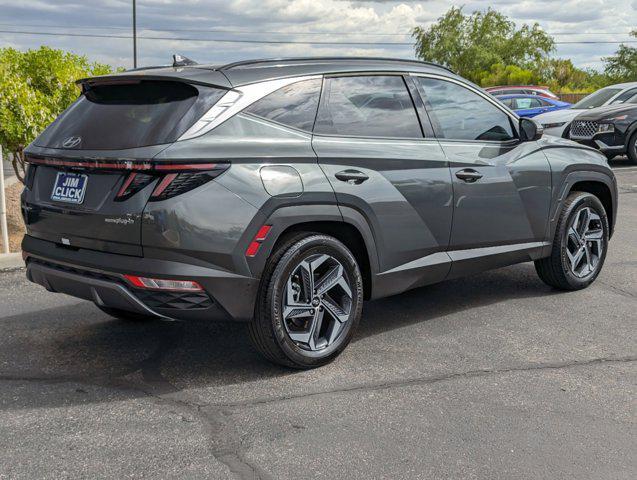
244, 78, 322, 132
35, 80, 226, 150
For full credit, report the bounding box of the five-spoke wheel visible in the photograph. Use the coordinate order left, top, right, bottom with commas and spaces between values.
249, 234, 363, 368
535, 191, 609, 290
283, 254, 353, 351
565, 206, 604, 279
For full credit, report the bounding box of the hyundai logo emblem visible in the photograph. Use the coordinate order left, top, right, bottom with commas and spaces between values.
62, 136, 82, 148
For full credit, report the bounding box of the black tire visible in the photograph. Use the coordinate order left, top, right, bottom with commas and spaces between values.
535, 192, 609, 290
248, 233, 363, 369
96, 305, 157, 322
627, 131, 637, 165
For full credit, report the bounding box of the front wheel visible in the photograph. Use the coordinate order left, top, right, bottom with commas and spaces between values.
248, 234, 363, 369
627, 131, 637, 164
535, 192, 609, 290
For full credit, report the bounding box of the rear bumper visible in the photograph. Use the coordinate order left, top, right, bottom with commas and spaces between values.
27, 261, 166, 318
22, 235, 259, 321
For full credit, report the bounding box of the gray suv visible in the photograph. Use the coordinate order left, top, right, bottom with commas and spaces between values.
22, 57, 617, 368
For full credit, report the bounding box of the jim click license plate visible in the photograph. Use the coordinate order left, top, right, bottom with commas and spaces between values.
51, 172, 88, 204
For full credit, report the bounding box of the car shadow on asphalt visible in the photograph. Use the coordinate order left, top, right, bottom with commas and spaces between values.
0, 262, 562, 410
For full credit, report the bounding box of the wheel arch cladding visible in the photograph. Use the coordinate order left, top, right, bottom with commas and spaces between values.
570, 180, 615, 238
271, 221, 373, 300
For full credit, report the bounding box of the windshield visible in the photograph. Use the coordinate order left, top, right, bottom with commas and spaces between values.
35, 80, 225, 150
573, 88, 621, 109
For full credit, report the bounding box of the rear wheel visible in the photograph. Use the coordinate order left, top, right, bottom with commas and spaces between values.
248, 234, 363, 369
96, 305, 157, 322
535, 192, 609, 290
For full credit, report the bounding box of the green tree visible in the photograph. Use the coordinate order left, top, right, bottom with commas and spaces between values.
476, 63, 538, 88
603, 30, 637, 82
0, 46, 115, 182
412, 7, 554, 83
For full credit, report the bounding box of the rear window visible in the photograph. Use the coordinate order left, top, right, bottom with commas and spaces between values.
35, 80, 226, 150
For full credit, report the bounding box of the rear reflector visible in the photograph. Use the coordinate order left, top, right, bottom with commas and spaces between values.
245, 225, 272, 257
254, 225, 272, 241
124, 274, 203, 292
245, 241, 261, 257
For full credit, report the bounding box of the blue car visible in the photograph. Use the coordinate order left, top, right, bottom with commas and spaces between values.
496, 94, 571, 118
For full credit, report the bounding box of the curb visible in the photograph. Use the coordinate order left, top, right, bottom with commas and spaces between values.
0, 252, 24, 271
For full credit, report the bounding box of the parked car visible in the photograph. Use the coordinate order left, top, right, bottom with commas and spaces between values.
21, 57, 617, 368
485, 85, 559, 99
535, 82, 637, 137
569, 103, 637, 163
497, 94, 571, 118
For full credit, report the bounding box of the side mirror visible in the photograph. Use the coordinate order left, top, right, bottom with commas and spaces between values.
519, 117, 543, 142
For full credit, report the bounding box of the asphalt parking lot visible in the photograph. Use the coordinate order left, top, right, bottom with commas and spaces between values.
1, 161, 635, 480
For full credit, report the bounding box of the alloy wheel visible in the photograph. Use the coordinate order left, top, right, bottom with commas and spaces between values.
282, 254, 353, 351
565, 206, 604, 278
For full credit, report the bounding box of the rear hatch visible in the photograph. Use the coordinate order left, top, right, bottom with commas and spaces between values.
23, 77, 228, 256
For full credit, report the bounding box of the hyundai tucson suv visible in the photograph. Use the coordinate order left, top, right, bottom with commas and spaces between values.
21, 57, 618, 368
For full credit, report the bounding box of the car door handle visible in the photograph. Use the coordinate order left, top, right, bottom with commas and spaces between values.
455, 169, 483, 183
335, 170, 369, 185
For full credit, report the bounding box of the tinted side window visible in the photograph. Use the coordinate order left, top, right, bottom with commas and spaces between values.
514, 98, 541, 109
314, 76, 422, 138
417, 78, 515, 141
245, 78, 322, 131
610, 88, 637, 105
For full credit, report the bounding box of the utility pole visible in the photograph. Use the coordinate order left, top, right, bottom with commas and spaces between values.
0, 145, 9, 254
132, 0, 137, 68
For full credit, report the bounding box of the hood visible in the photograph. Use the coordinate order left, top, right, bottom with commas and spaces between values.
574, 103, 637, 121
534, 108, 581, 124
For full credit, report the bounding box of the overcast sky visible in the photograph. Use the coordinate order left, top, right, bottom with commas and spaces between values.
0, 0, 634, 71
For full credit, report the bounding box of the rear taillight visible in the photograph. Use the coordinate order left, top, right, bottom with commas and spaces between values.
150, 172, 220, 201
123, 274, 203, 292
25, 155, 229, 201
115, 172, 155, 201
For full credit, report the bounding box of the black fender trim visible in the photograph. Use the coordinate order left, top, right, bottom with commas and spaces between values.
548, 169, 617, 254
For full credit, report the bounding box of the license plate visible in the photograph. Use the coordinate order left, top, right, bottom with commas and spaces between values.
51, 172, 88, 204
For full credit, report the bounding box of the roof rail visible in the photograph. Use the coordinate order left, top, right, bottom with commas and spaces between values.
125, 65, 170, 72
218, 57, 455, 74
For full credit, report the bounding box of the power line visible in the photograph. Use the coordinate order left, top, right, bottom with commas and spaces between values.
0, 22, 633, 37
1, 29, 635, 46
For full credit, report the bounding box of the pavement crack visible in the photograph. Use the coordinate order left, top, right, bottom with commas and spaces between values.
217, 355, 637, 408
597, 280, 637, 299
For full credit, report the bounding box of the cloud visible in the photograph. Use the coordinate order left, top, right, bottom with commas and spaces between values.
0, 0, 634, 71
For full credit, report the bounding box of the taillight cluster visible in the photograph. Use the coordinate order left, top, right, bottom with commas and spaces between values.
25, 155, 229, 201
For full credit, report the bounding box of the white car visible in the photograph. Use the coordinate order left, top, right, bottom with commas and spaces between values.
535, 82, 637, 137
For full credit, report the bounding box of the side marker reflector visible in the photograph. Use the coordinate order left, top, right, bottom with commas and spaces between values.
245, 225, 272, 257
